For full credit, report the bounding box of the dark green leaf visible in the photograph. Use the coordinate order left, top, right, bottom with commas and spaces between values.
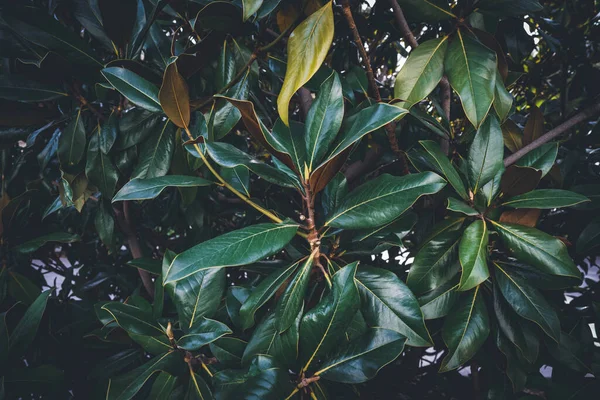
494, 263, 560, 342
87, 126, 119, 198
420, 140, 468, 200
315, 327, 406, 383
275, 254, 314, 333
164, 223, 298, 285
467, 114, 504, 193
502, 189, 589, 209
112, 176, 213, 202
58, 110, 86, 167
131, 120, 176, 179
8, 290, 51, 356
0, 76, 67, 102
515, 142, 557, 177
396, 0, 456, 21
458, 220, 489, 291
177, 317, 232, 351
491, 221, 581, 280
445, 30, 497, 128
148, 372, 177, 400
447, 198, 479, 216
299, 262, 360, 372
210, 337, 247, 367
439, 286, 489, 372
14, 232, 80, 253
185, 371, 214, 400
102, 67, 162, 113
325, 172, 446, 230
418, 279, 460, 320
101, 302, 163, 336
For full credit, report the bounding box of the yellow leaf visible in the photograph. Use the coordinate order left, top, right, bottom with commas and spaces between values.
277, 1, 334, 126
159, 61, 190, 129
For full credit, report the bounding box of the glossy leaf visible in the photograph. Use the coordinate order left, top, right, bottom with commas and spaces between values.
242, 309, 301, 368
515, 142, 558, 177
86, 126, 119, 198
106, 351, 182, 400
8, 290, 51, 356
243, 0, 264, 21
305, 71, 344, 172
14, 232, 80, 254
396, 0, 456, 21
112, 176, 213, 202
177, 317, 232, 351
458, 220, 489, 291
299, 262, 360, 372
356, 266, 432, 346
102, 67, 162, 113
577, 218, 600, 254
491, 221, 581, 280
467, 114, 504, 193
164, 223, 299, 284
100, 111, 119, 154
406, 218, 464, 295
275, 254, 315, 333
419, 140, 468, 200
447, 198, 478, 216
131, 120, 176, 179
493, 70, 513, 122
159, 61, 190, 128
502, 189, 589, 209
101, 302, 163, 336
418, 279, 460, 320
58, 110, 86, 167
239, 261, 301, 330
315, 328, 406, 383
205, 142, 298, 188
502, 119, 523, 153
325, 172, 446, 230
445, 30, 497, 128
394, 37, 448, 109
186, 371, 214, 400
210, 337, 247, 367
0, 76, 67, 102
439, 287, 489, 372
494, 263, 560, 342
277, 1, 334, 125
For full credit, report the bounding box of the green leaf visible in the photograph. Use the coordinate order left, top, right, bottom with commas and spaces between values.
418, 279, 460, 320
493, 70, 513, 121
315, 327, 406, 383
494, 263, 560, 342
14, 232, 80, 253
419, 140, 468, 200
210, 337, 247, 367
478, 0, 543, 17
325, 172, 446, 230
515, 142, 557, 177
458, 220, 489, 291
205, 142, 298, 188
100, 110, 119, 154
112, 176, 213, 202
106, 351, 183, 400
0, 76, 67, 102
115, 110, 161, 150
394, 37, 448, 109
406, 218, 464, 295
239, 261, 301, 330
164, 223, 298, 284
95, 203, 115, 252
447, 198, 479, 216
356, 266, 432, 347
87, 126, 119, 198
467, 114, 504, 193
101, 302, 163, 336
491, 221, 581, 279
242, 309, 302, 368
315, 104, 408, 173
305, 71, 344, 172
58, 110, 86, 167
148, 372, 177, 400
439, 286, 489, 372
396, 0, 456, 21
275, 254, 315, 332
277, 1, 334, 125
577, 218, 600, 254
299, 262, 360, 372
502, 189, 589, 209
186, 371, 214, 400
270, 120, 307, 173
545, 331, 590, 373
131, 120, 176, 179
162, 250, 225, 331
445, 30, 497, 128
177, 317, 232, 351
128, 258, 161, 275
243, 0, 264, 21
159, 61, 190, 129
8, 290, 51, 356
102, 67, 162, 113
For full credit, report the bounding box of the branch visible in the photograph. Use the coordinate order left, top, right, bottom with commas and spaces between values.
340, 0, 404, 158
503, 103, 600, 167
387, 0, 418, 48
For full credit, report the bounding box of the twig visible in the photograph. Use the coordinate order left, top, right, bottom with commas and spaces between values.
503, 102, 600, 167
340, 0, 404, 160
387, 0, 418, 48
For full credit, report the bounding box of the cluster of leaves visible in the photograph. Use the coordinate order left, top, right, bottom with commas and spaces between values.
1, 0, 600, 399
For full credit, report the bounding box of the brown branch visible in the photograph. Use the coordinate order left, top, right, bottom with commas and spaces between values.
503, 102, 600, 167
116, 201, 155, 298
297, 88, 314, 118
340, 0, 404, 160
387, 0, 418, 49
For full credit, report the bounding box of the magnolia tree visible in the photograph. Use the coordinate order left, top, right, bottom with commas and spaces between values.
1, 0, 600, 399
